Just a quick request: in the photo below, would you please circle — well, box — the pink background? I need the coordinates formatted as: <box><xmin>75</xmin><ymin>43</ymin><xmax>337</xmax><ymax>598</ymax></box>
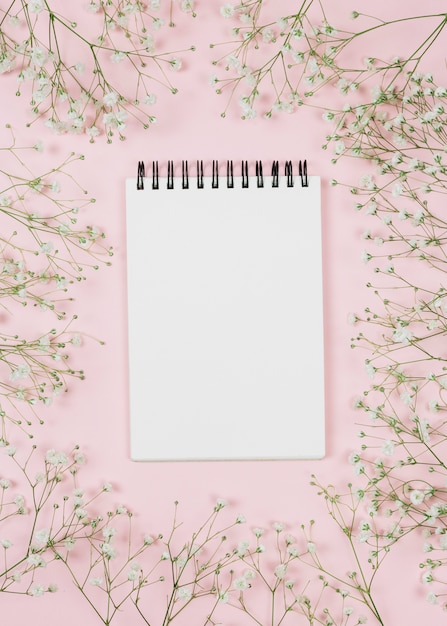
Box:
<box><xmin>1</xmin><ymin>1</ymin><xmax>440</xmax><ymax>623</ymax></box>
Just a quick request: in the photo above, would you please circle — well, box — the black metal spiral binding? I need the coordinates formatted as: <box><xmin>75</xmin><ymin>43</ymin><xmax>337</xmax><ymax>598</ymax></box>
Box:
<box><xmin>285</xmin><ymin>161</ymin><xmax>294</xmax><ymax>187</ymax></box>
<box><xmin>256</xmin><ymin>161</ymin><xmax>264</xmax><ymax>188</ymax></box>
<box><xmin>241</xmin><ymin>161</ymin><xmax>249</xmax><ymax>188</ymax></box>
<box><xmin>212</xmin><ymin>160</ymin><xmax>219</xmax><ymax>189</ymax></box>
<box><xmin>137</xmin><ymin>161</ymin><xmax>145</xmax><ymax>190</ymax></box>
<box><xmin>182</xmin><ymin>160</ymin><xmax>189</xmax><ymax>189</ymax></box>
<box><xmin>271</xmin><ymin>161</ymin><xmax>279</xmax><ymax>188</ymax></box>
<box><xmin>227</xmin><ymin>160</ymin><xmax>234</xmax><ymax>188</ymax></box>
<box><xmin>197</xmin><ymin>160</ymin><xmax>204</xmax><ymax>189</ymax></box>
<box><xmin>152</xmin><ymin>161</ymin><xmax>159</xmax><ymax>189</ymax></box>
<box><xmin>167</xmin><ymin>160</ymin><xmax>174</xmax><ymax>190</ymax></box>
<box><xmin>299</xmin><ymin>160</ymin><xmax>308</xmax><ymax>187</ymax></box>
<box><xmin>136</xmin><ymin>160</ymin><xmax>310</xmax><ymax>189</ymax></box>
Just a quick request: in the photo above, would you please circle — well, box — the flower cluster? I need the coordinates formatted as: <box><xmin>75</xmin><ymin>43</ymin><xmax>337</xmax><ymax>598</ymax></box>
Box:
<box><xmin>0</xmin><ymin>0</ymin><xmax>195</xmax><ymax>140</ymax></box>
<box><xmin>0</xmin><ymin>126</ymin><xmax>110</xmax><ymax>436</ymax></box>
<box><xmin>0</xmin><ymin>443</ymin><xmax>106</xmax><ymax>598</ymax></box>
<box><xmin>55</xmin><ymin>498</ymin><xmax>248</xmax><ymax>625</ymax></box>
<box><xmin>212</xmin><ymin>1</ymin><xmax>349</xmax><ymax>118</ymax></box>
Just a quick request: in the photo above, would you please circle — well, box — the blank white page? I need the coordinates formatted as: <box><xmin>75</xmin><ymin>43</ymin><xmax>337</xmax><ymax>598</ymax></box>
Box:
<box><xmin>125</xmin><ymin>171</ymin><xmax>324</xmax><ymax>461</ymax></box>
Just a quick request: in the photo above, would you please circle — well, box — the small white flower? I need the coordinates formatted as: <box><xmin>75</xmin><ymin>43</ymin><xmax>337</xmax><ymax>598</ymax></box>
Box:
<box><xmin>30</xmin><ymin>584</ymin><xmax>45</xmax><ymax>597</ymax></box>
<box><xmin>34</xmin><ymin>529</ymin><xmax>50</xmax><ymax>545</ymax></box>
<box><xmin>233</xmin><ymin>576</ymin><xmax>249</xmax><ymax>591</ymax></box>
<box><xmin>27</xmin><ymin>553</ymin><xmax>46</xmax><ymax>568</ymax></box>
<box><xmin>46</xmin><ymin>449</ymin><xmax>69</xmax><ymax>466</ymax></box>
<box><xmin>51</xmin><ymin>180</ymin><xmax>60</xmax><ymax>193</ymax></box>
<box><xmin>111</xmin><ymin>51</ymin><xmax>126</xmax><ymax>63</ymax></box>
<box><xmin>28</xmin><ymin>0</ymin><xmax>44</xmax><ymax>13</ymax></box>
<box><xmin>30</xmin><ymin>46</ymin><xmax>47</xmax><ymax>67</ymax></box>
<box><xmin>381</xmin><ymin>440</ymin><xmax>395</xmax><ymax>456</ymax></box>
<box><xmin>86</xmin><ymin>126</ymin><xmax>99</xmax><ymax>138</ymax></box>
<box><xmin>65</xmin><ymin>538</ymin><xmax>76</xmax><ymax>551</ymax></box>
<box><xmin>274</xmin><ymin>563</ymin><xmax>287</xmax><ymax>579</ymax></box>
<box><xmin>1</xmin><ymin>538</ymin><xmax>12</xmax><ymax>549</ymax></box>
<box><xmin>101</xmin><ymin>543</ymin><xmax>116</xmax><ymax>559</ymax></box>
<box><xmin>393</xmin><ymin>324</ymin><xmax>413</xmax><ymax>344</ymax></box>
<box><xmin>103</xmin><ymin>91</ymin><xmax>118</xmax><ymax>107</ymax></box>
<box><xmin>410</xmin><ymin>490</ymin><xmax>424</xmax><ymax>506</ymax></box>
<box><xmin>220</xmin><ymin>3</ymin><xmax>235</xmax><ymax>18</ymax></box>
<box><xmin>75</xmin><ymin>508</ymin><xmax>88</xmax><ymax>519</ymax></box>
<box><xmin>237</xmin><ymin>540</ymin><xmax>249</xmax><ymax>556</ymax></box>
<box><xmin>10</xmin><ymin>364</ymin><xmax>30</xmax><ymax>381</ymax></box>
<box><xmin>127</xmin><ymin>569</ymin><xmax>139</xmax><ymax>581</ymax></box>
<box><xmin>177</xmin><ymin>587</ymin><xmax>192</xmax><ymax>600</ymax></box>
<box><xmin>102</xmin><ymin>526</ymin><xmax>116</xmax><ymax>541</ymax></box>
<box><xmin>217</xmin><ymin>589</ymin><xmax>229</xmax><ymax>603</ymax></box>
<box><xmin>90</xmin><ymin>577</ymin><xmax>103</xmax><ymax>586</ymax></box>
<box><xmin>169</xmin><ymin>58</ymin><xmax>182</xmax><ymax>71</ymax></box>
<box><xmin>427</xmin><ymin>591</ymin><xmax>438</xmax><ymax>605</ymax></box>
<box><xmin>39</xmin><ymin>241</ymin><xmax>54</xmax><ymax>254</ymax></box>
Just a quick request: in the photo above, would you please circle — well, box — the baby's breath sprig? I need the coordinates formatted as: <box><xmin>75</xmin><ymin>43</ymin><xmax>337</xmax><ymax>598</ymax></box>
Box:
<box><xmin>212</xmin><ymin>3</ymin><xmax>447</xmax><ymax>121</ymax></box>
<box><xmin>0</xmin><ymin>0</ymin><xmax>195</xmax><ymax>141</ymax></box>
<box><xmin>54</xmin><ymin>498</ymin><xmax>247</xmax><ymax>626</ymax></box>
<box><xmin>0</xmin><ymin>126</ymin><xmax>109</xmax><ymax>437</ymax></box>
<box><xmin>208</xmin><ymin>519</ymin><xmax>375</xmax><ymax>626</ymax></box>
<box><xmin>0</xmin><ymin>126</ymin><xmax>112</xmax><ymax>318</ymax></box>
<box><xmin>0</xmin><ymin>317</ymin><xmax>90</xmax><ymax>440</ymax></box>
<box><xmin>321</xmin><ymin>25</ymin><xmax>447</xmax><ymax>614</ymax></box>
<box><xmin>0</xmin><ymin>442</ymin><xmax>108</xmax><ymax>598</ymax></box>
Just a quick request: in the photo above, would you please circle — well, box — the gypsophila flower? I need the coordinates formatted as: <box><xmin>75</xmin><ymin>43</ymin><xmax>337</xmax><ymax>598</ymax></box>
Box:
<box><xmin>427</xmin><ymin>591</ymin><xmax>438</xmax><ymax>605</ymax></box>
<box><xmin>169</xmin><ymin>58</ymin><xmax>182</xmax><ymax>71</ymax></box>
<box><xmin>34</xmin><ymin>529</ymin><xmax>50</xmax><ymax>545</ymax></box>
<box><xmin>102</xmin><ymin>526</ymin><xmax>116</xmax><ymax>541</ymax></box>
<box><xmin>217</xmin><ymin>590</ymin><xmax>229</xmax><ymax>603</ymax></box>
<box><xmin>410</xmin><ymin>490</ymin><xmax>425</xmax><ymax>506</ymax></box>
<box><xmin>127</xmin><ymin>569</ymin><xmax>139</xmax><ymax>581</ymax></box>
<box><xmin>233</xmin><ymin>576</ymin><xmax>249</xmax><ymax>591</ymax></box>
<box><xmin>221</xmin><ymin>3</ymin><xmax>235</xmax><ymax>18</ymax></box>
<box><xmin>381</xmin><ymin>440</ymin><xmax>395</xmax><ymax>456</ymax></box>
<box><xmin>274</xmin><ymin>563</ymin><xmax>288</xmax><ymax>579</ymax></box>
<box><xmin>10</xmin><ymin>364</ymin><xmax>30</xmax><ymax>381</ymax></box>
<box><xmin>28</xmin><ymin>0</ymin><xmax>44</xmax><ymax>13</ymax></box>
<box><xmin>393</xmin><ymin>324</ymin><xmax>413</xmax><ymax>344</ymax></box>
<box><xmin>46</xmin><ymin>449</ymin><xmax>69</xmax><ymax>466</ymax></box>
<box><xmin>30</xmin><ymin>584</ymin><xmax>45</xmax><ymax>597</ymax></box>
<box><xmin>27</xmin><ymin>553</ymin><xmax>46</xmax><ymax>567</ymax></box>
<box><xmin>101</xmin><ymin>543</ymin><xmax>116</xmax><ymax>559</ymax></box>
<box><xmin>237</xmin><ymin>540</ymin><xmax>249</xmax><ymax>556</ymax></box>
<box><xmin>177</xmin><ymin>587</ymin><xmax>192</xmax><ymax>600</ymax></box>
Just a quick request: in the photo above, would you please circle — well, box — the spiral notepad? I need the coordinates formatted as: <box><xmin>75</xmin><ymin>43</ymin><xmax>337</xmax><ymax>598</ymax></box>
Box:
<box><xmin>125</xmin><ymin>160</ymin><xmax>325</xmax><ymax>461</ymax></box>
